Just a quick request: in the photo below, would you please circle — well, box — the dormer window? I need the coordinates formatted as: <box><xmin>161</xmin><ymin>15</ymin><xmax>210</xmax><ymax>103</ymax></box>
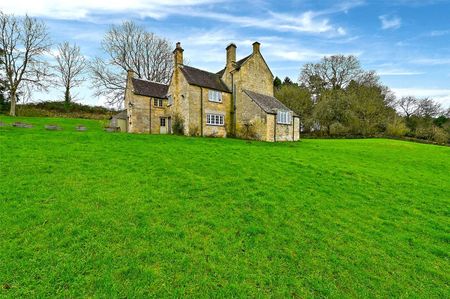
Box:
<box><xmin>208</xmin><ymin>90</ymin><xmax>222</xmax><ymax>103</ymax></box>
<box><xmin>277</xmin><ymin>111</ymin><xmax>292</xmax><ymax>125</ymax></box>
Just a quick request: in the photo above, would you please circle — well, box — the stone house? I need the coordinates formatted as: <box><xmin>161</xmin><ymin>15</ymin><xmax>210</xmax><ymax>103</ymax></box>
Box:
<box><xmin>123</xmin><ymin>41</ymin><xmax>300</xmax><ymax>141</ymax></box>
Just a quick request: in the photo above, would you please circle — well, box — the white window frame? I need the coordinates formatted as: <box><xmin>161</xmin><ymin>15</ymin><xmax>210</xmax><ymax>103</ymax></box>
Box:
<box><xmin>168</xmin><ymin>95</ymin><xmax>173</xmax><ymax>106</ymax></box>
<box><xmin>208</xmin><ymin>90</ymin><xmax>222</xmax><ymax>103</ymax></box>
<box><xmin>277</xmin><ymin>111</ymin><xmax>292</xmax><ymax>125</ymax></box>
<box><xmin>206</xmin><ymin>113</ymin><xmax>224</xmax><ymax>126</ymax></box>
<box><xmin>154</xmin><ymin>98</ymin><xmax>163</xmax><ymax>107</ymax></box>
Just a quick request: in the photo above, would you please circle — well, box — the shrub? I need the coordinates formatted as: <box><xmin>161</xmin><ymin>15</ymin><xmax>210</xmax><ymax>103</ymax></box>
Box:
<box><xmin>431</xmin><ymin>126</ymin><xmax>449</xmax><ymax>144</ymax></box>
<box><xmin>330</xmin><ymin>122</ymin><xmax>349</xmax><ymax>136</ymax></box>
<box><xmin>415</xmin><ymin>126</ymin><xmax>433</xmax><ymax>140</ymax></box>
<box><xmin>189</xmin><ymin>124</ymin><xmax>200</xmax><ymax>136</ymax></box>
<box><xmin>172</xmin><ymin>113</ymin><xmax>184</xmax><ymax>135</ymax></box>
<box><xmin>386</xmin><ymin>117</ymin><xmax>408</xmax><ymax>137</ymax></box>
<box><xmin>237</xmin><ymin>119</ymin><xmax>263</xmax><ymax>140</ymax></box>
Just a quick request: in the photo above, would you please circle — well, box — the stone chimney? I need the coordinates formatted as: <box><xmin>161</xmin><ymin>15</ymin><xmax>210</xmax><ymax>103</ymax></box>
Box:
<box><xmin>252</xmin><ymin>41</ymin><xmax>260</xmax><ymax>54</ymax></box>
<box><xmin>226</xmin><ymin>43</ymin><xmax>236</xmax><ymax>67</ymax></box>
<box><xmin>173</xmin><ymin>42</ymin><xmax>184</xmax><ymax>67</ymax></box>
<box><xmin>127</xmin><ymin>69</ymin><xmax>135</xmax><ymax>80</ymax></box>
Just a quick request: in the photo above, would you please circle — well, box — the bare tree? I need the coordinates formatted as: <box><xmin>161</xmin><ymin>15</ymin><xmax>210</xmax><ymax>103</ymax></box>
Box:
<box><xmin>416</xmin><ymin>98</ymin><xmax>442</xmax><ymax>118</ymax></box>
<box><xmin>396</xmin><ymin>96</ymin><xmax>418</xmax><ymax>118</ymax></box>
<box><xmin>54</xmin><ymin>41</ymin><xmax>86</xmax><ymax>105</ymax></box>
<box><xmin>299</xmin><ymin>55</ymin><xmax>379</xmax><ymax>93</ymax></box>
<box><xmin>0</xmin><ymin>13</ymin><xmax>52</xmax><ymax>116</ymax></box>
<box><xmin>90</xmin><ymin>21</ymin><xmax>173</xmax><ymax>107</ymax></box>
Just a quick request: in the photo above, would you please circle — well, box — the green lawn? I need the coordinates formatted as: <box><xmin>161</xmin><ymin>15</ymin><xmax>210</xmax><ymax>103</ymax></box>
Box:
<box><xmin>1</xmin><ymin>116</ymin><xmax>449</xmax><ymax>298</ymax></box>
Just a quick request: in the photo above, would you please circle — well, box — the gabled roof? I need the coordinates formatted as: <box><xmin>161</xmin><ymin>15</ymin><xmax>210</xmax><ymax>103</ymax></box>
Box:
<box><xmin>235</xmin><ymin>54</ymin><xmax>251</xmax><ymax>67</ymax></box>
<box><xmin>216</xmin><ymin>54</ymin><xmax>251</xmax><ymax>77</ymax></box>
<box><xmin>243</xmin><ymin>89</ymin><xmax>292</xmax><ymax>115</ymax></box>
<box><xmin>132</xmin><ymin>78</ymin><xmax>169</xmax><ymax>99</ymax></box>
<box><xmin>180</xmin><ymin>65</ymin><xmax>231</xmax><ymax>93</ymax></box>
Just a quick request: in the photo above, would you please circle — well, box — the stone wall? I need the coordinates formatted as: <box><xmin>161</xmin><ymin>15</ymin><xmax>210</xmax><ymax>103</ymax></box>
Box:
<box><xmin>149</xmin><ymin>97</ymin><xmax>170</xmax><ymax>134</ymax></box>
<box><xmin>181</xmin><ymin>85</ymin><xmax>232</xmax><ymax>137</ymax></box>
<box><xmin>167</xmin><ymin>65</ymin><xmax>190</xmax><ymax>135</ymax></box>
<box><xmin>238</xmin><ymin>52</ymin><xmax>274</xmax><ymax>97</ymax></box>
<box><xmin>126</xmin><ymin>93</ymin><xmax>150</xmax><ymax>133</ymax></box>
<box><xmin>294</xmin><ymin>117</ymin><xmax>300</xmax><ymax>141</ymax></box>
<box><xmin>235</xmin><ymin>91</ymin><xmax>268</xmax><ymax>140</ymax></box>
<box><xmin>273</xmin><ymin>116</ymin><xmax>301</xmax><ymax>142</ymax></box>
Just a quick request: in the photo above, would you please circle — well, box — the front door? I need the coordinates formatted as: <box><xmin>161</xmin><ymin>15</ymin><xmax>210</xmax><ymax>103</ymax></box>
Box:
<box><xmin>160</xmin><ymin>117</ymin><xmax>167</xmax><ymax>134</ymax></box>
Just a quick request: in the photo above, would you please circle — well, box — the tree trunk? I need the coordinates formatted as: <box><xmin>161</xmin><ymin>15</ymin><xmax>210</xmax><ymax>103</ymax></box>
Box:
<box><xmin>64</xmin><ymin>87</ymin><xmax>71</xmax><ymax>111</ymax></box>
<box><xmin>9</xmin><ymin>90</ymin><xmax>16</xmax><ymax>116</ymax></box>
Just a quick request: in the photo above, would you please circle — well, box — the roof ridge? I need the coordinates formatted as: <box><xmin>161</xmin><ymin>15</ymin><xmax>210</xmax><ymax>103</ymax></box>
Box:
<box><xmin>132</xmin><ymin>77</ymin><xmax>168</xmax><ymax>86</ymax></box>
<box><xmin>182</xmin><ymin>65</ymin><xmax>220</xmax><ymax>76</ymax></box>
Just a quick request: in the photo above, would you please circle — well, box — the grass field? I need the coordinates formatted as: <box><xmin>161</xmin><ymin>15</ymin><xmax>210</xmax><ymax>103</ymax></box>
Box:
<box><xmin>1</xmin><ymin>116</ymin><xmax>449</xmax><ymax>298</ymax></box>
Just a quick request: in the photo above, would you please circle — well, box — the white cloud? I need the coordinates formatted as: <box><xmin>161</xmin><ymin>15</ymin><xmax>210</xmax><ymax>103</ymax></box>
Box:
<box><xmin>392</xmin><ymin>88</ymin><xmax>450</xmax><ymax>107</ymax></box>
<box><xmin>1</xmin><ymin>0</ymin><xmax>224</xmax><ymax>20</ymax></box>
<box><xmin>378</xmin><ymin>69</ymin><xmax>423</xmax><ymax>76</ymax></box>
<box><xmin>2</xmin><ymin>0</ymin><xmax>350</xmax><ymax>37</ymax></box>
<box><xmin>379</xmin><ymin>15</ymin><xmax>402</xmax><ymax>30</ymax></box>
<box><xmin>429</xmin><ymin>29</ymin><xmax>450</xmax><ymax>37</ymax></box>
<box><xmin>413</xmin><ymin>58</ymin><xmax>450</xmax><ymax>65</ymax></box>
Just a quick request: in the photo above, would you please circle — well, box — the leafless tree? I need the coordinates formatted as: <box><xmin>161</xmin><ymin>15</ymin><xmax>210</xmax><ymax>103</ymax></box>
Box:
<box><xmin>396</xmin><ymin>96</ymin><xmax>420</xmax><ymax>118</ymax></box>
<box><xmin>54</xmin><ymin>41</ymin><xmax>86</xmax><ymax>105</ymax></box>
<box><xmin>416</xmin><ymin>98</ymin><xmax>442</xmax><ymax>118</ymax></box>
<box><xmin>396</xmin><ymin>96</ymin><xmax>418</xmax><ymax>118</ymax></box>
<box><xmin>299</xmin><ymin>55</ymin><xmax>379</xmax><ymax>93</ymax></box>
<box><xmin>90</xmin><ymin>21</ymin><xmax>173</xmax><ymax>107</ymax></box>
<box><xmin>0</xmin><ymin>12</ymin><xmax>52</xmax><ymax>116</ymax></box>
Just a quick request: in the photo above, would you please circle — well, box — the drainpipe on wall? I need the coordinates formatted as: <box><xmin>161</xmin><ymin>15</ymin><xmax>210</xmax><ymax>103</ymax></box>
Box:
<box><xmin>231</xmin><ymin>72</ymin><xmax>236</xmax><ymax>136</ymax></box>
<box><xmin>149</xmin><ymin>97</ymin><xmax>152</xmax><ymax>134</ymax></box>
<box><xmin>200</xmin><ymin>87</ymin><xmax>204</xmax><ymax>136</ymax></box>
<box><xmin>292</xmin><ymin>115</ymin><xmax>295</xmax><ymax>141</ymax></box>
<box><xmin>273</xmin><ymin>114</ymin><xmax>277</xmax><ymax>142</ymax></box>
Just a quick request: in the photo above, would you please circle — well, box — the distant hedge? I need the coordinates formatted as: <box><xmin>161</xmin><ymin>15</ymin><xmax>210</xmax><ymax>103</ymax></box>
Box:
<box><xmin>1</xmin><ymin>101</ymin><xmax>117</xmax><ymax>120</ymax></box>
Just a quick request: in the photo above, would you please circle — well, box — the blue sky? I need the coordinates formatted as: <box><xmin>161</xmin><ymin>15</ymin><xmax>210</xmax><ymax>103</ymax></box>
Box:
<box><xmin>3</xmin><ymin>0</ymin><xmax>450</xmax><ymax>107</ymax></box>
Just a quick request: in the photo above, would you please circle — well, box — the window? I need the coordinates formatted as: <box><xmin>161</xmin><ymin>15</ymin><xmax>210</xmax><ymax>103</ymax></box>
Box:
<box><xmin>154</xmin><ymin>98</ymin><xmax>163</xmax><ymax>107</ymax></box>
<box><xmin>168</xmin><ymin>95</ymin><xmax>173</xmax><ymax>106</ymax></box>
<box><xmin>208</xmin><ymin>90</ymin><xmax>222</xmax><ymax>103</ymax></box>
<box><xmin>160</xmin><ymin>118</ymin><xmax>166</xmax><ymax>127</ymax></box>
<box><xmin>277</xmin><ymin>111</ymin><xmax>292</xmax><ymax>124</ymax></box>
<box><xmin>206</xmin><ymin>114</ymin><xmax>224</xmax><ymax>126</ymax></box>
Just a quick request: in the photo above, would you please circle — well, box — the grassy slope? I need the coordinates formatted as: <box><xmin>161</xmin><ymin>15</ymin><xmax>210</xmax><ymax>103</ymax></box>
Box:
<box><xmin>0</xmin><ymin>116</ymin><xmax>449</xmax><ymax>298</ymax></box>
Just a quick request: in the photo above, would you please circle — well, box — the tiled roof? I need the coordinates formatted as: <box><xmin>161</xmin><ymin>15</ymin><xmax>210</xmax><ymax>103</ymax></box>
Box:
<box><xmin>180</xmin><ymin>65</ymin><xmax>231</xmax><ymax>93</ymax></box>
<box><xmin>131</xmin><ymin>78</ymin><xmax>169</xmax><ymax>99</ymax></box>
<box><xmin>112</xmin><ymin>110</ymin><xmax>127</xmax><ymax>120</ymax></box>
<box><xmin>243</xmin><ymin>89</ymin><xmax>292</xmax><ymax>114</ymax></box>
<box><xmin>216</xmin><ymin>68</ymin><xmax>225</xmax><ymax>77</ymax></box>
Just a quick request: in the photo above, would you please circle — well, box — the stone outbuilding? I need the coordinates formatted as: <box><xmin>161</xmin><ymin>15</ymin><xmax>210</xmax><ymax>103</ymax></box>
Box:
<box><xmin>109</xmin><ymin>111</ymin><xmax>128</xmax><ymax>132</ymax></box>
<box><xmin>123</xmin><ymin>41</ymin><xmax>300</xmax><ymax>141</ymax></box>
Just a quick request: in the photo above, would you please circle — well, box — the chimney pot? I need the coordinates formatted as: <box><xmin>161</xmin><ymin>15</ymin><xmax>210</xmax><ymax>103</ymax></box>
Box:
<box><xmin>252</xmin><ymin>41</ymin><xmax>260</xmax><ymax>54</ymax></box>
<box><xmin>173</xmin><ymin>41</ymin><xmax>184</xmax><ymax>66</ymax></box>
